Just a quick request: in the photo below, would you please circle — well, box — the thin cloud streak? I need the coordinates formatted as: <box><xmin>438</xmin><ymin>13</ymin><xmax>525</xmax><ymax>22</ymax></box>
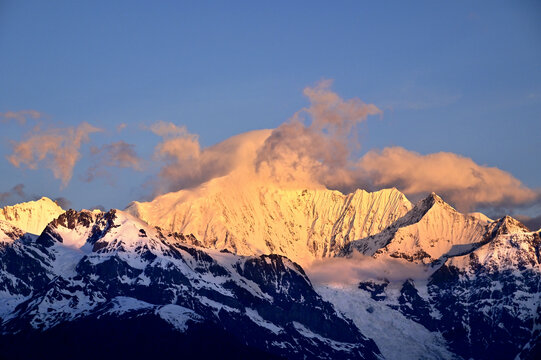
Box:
<box><xmin>84</xmin><ymin>141</ymin><xmax>143</xmax><ymax>183</ymax></box>
<box><xmin>306</xmin><ymin>252</ymin><xmax>432</xmax><ymax>285</ymax></box>
<box><xmin>0</xmin><ymin>184</ymin><xmax>26</xmax><ymax>204</ymax></box>
<box><xmin>0</xmin><ymin>110</ymin><xmax>43</xmax><ymax>124</ymax></box>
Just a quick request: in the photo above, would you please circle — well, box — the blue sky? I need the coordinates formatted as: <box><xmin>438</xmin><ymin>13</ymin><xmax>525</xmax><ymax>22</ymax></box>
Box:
<box><xmin>0</xmin><ymin>1</ymin><xmax>540</xmax><ymax>217</ymax></box>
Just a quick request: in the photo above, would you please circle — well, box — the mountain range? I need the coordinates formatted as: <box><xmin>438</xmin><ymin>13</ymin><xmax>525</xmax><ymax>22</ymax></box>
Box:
<box><xmin>0</xmin><ymin>186</ymin><xmax>539</xmax><ymax>359</ymax></box>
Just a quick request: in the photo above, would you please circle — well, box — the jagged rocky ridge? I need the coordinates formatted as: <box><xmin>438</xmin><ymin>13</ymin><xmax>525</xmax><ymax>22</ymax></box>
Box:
<box><xmin>0</xmin><ymin>210</ymin><xmax>380</xmax><ymax>360</ymax></box>
<box><xmin>348</xmin><ymin>206</ymin><xmax>540</xmax><ymax>360</ymax></box>
<box><xmin>1</xmin><ymin>188</ymin><xmax>540</xmax><ymax>360</ymax></box>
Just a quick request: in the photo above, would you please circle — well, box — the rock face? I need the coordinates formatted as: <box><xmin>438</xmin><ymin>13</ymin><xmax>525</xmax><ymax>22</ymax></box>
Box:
<box><xmin>0</xmin><ymin>197</ymin><xmax>64</xmax><ymax>235</ymax></box>
<box><xmin>0</xmin><ymin>209</ymin><xmax>381</xmax><ymax>360</ymax></box>
<box><xmin>127</xmin><ymin>185</ymin><xmax>412</xmax><ymax>266</ymax></box>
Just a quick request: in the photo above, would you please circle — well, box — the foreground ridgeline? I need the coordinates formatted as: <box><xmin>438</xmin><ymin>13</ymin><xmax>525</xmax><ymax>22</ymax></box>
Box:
<box><xmin>0</xmin><ymin>188</ymin><xmax>539</xmax><ymax>360</ymax></box>
<box><xmin>0</xmin><ymin>209</ymin><xmax>380</xmax><ymax>359</ymax></box>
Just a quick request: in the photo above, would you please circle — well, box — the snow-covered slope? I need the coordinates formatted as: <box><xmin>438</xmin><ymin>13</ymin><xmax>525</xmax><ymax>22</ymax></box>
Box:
<box><xmin>127</xmin><ymin>184</ymin><xmax>412</xmax><ymax>266</ymax></box>
<box><xmin>427</xmin><ymin>216</ymin><xmax>541</xmax><ymax>359</ymax></box>
<box><xmin>316</xmin><ymin>284</ymin><xmax>459</xmax><ymax>360</ymax></box>
<box><xmin>0</xmin><ymin>220</ymin><xmax>44</xmax><ymax>317</ymax></box>
<box><xmin>1</xmin><ymin>193</ymin><xmax>539</xmax><ymax>359</ymax></box>
<box><xmin>0</xmin><ymin>197</ymin><xmax>64</xmax><ymax>235</ymax></box>
<box><xmin>345</xmin><ymin>194</ymin><xmax>489</xmax><ymax>264</ymax></box>
<box><xmin>342</xmin><ymin>214</ymin><xmax>540</xmax><ymax>360</ymax></box>
<box><xmin>0</xmin><ymin>209</ymin><xmax>381</xmax><ymax>360</ymax></box>
<box><xmin>444</xmin><ymin>215</ymin><xmax>538</xmax><ymax>270</ymax></box>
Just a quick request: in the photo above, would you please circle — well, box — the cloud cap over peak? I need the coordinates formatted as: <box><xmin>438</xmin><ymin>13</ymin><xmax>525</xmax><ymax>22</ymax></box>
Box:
<box><xmin>256</xmin><ymin>80</ymin><xmax>382</xmax><ymax>188</ymax></box>
<box><xmin>144</xmin><ymin>81</ymin><xmax>539</xmax><ymax>216</ymax></box>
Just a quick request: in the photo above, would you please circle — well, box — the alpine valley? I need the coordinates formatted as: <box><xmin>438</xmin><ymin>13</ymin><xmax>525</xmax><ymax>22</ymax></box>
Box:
<box><xmin>0</xmin><ymin>185</ymin><xmax>539</xmax><ymax>359</ymax></box>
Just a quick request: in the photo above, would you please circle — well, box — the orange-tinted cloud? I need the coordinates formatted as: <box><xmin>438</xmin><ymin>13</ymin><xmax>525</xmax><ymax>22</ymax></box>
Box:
<box><xmin>151</xmin><ymin>121</ymin><xmax>201</xmax><ymax>192</ymax></box>
<box><xmin>7</xmin><ymin>122</ymin><xmax>102</xmax><ymax>188</ymax></box>
<box><xmin>149</xmin><ymin>81</ymin><xmax>382</xmax><ymax>194</ymax></box>
<box><xmin>356</xmin><ymin>147</ymin><xmax>539</xmax><ymax>211</ymax></box>
<box><xmin>146</xmin><ymin>81</ymin><xmax>538</xmax><ymax>214</ymax></box>
<box><xmin>84</xmin><ymin>141</ymin><xmax>143</xmax><ymax>182</ymax></box>
<box><xmin>256</xmin><ymin>80</ymin><xmax>381</xmax><ymax>188</ymax></box>
<box><xmin>117</xmin><ymin>123</ymin><xmax>127</xmax><ymax>132</ymax></box>
<box><xmin>149</xmin><ymin>121</ymin><xmax>192</xmax><ymax>138</ymax></box>
<box><xmin>0</xmin><ymin>110</ymin><xmax>42</xmax><ymax>124</ymax></box>
<box><xmin>150</xmin><ymin>120</ymin><xmax>271</xmax><ymax>194</ymax></box>
<box><xmin>299</xmin><ymin>79</ymin><xmax>381</xmax><ymax>131</ymax></box>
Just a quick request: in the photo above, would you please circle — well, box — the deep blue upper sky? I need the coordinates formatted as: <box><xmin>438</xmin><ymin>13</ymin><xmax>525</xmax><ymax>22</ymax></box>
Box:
<box><xmin>0</xmin><ymin>1</ymin><xmax>540</xmax><ymax>213</ymax></box>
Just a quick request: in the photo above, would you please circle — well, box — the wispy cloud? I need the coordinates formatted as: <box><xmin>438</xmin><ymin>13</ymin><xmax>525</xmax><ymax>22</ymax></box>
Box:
<box><xmin>514</xmin><ymin>214</ymin><xmax>541</xmax><ymax>231</ymax></box>
<box><xmin>0</xmin><ymin>184</ymin><xmax>26</xmax><ymax>204</ymax></box>
<box><xmin>256</xmin><ymin>79</ymin><xmax>381</xmax><ymax>188</ymax></box>
<box><xmin>84</xmin><ymin>141</ymin><xmax>143</xmax><ymax>182</ymax></box>
<box><xmin>306</xmin><ymin>252</ymin><xmax>432</xmax><ymax>285</ymax></box>
<box><xmin>149</xmin><ymin>121</ymin><xmax>192</xmax><ymax>138</ymax></box>
<box><xmin>149</xmin><ymin>80</ymin><xmax>383</xmax><ymax>194</ymax></box>
<box><xmin>149</xmin><ymin>120</ymin><xmax>271</xmax><ymax>194</ymax></box>
<box><xmin>0</xmin><ymin>110</ymin><xmax>43</xmax><ymax>124</ymax></box>
<box><xmin>53</xmin><ymin>196</ymin><xmax>71</xmax><ymax>209</ymax></box>
<box><xmin>7</xmin><ymin>122</ymin><xmax>103</xmax><ymax>188</ymax></box>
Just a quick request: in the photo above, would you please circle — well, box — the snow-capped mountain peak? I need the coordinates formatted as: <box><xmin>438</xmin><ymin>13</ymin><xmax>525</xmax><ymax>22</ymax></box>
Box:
<box><xmin>0</xmin><ymin>197</ymin><xmax>64</xmax><ymax>235</ymax></box>
<box><xmin>490</xmin><ymin>215</ymin><xmax>531</xmax><ymax>236</ymax></box>
<box><xmin>345</xmin><ymin>193</ymin><xmax>489</xmax><ymax>264</ymax></box>
<box><xmin>0</xmin><ymin>189</ymin><xmax>539</xmax><ymax>359</ymax></box>
<box><xmin>126</xmin><ymin>185</ymin><xmax>413</xmax><ymax>266</ymax></box>
<box><xmin>0</xmin><ymin>207</ymin><xmax>382</xmax><ymax>359</ymax></box>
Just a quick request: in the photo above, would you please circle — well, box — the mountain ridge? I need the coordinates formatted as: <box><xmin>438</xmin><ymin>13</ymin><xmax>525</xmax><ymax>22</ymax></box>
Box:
<box><xmin>0</xmin><ymin>197</ymin><xmax>64</xmax><ymax>235</ymax></box>
<box><xmin>126</xmin><ymin>185</ymin><xmax>413</xmax><ymax>266</ymax></box>
<box><xmin>1</xmin><ymin>189</ymin><xmax>539</xmax><ymax>359</ymax></box>
<box><xmin>0</xmin><ymin>207</ymin><xmax>381</xmax><ymax>359</ymax></box>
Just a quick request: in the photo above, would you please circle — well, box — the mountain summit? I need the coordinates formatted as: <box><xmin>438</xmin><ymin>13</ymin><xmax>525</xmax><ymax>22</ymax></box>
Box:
<box><xmin>344</xmin><ymin>192</ymin><xmax>490</xmax><ymax>263</ymax></box>
<box><xmin>0</xmin><ymin>197</ymin><xmax>64</xmax><ymax>235</ymax></box>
